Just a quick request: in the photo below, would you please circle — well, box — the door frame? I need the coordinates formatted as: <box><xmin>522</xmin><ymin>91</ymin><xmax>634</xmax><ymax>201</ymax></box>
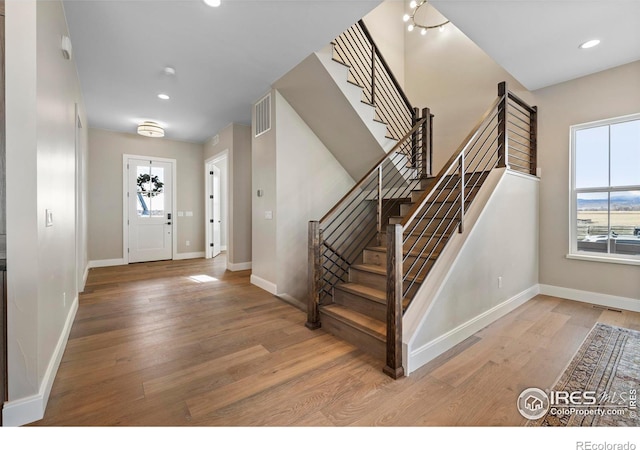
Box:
<box><xmin>122</xmin><ymin>154</ymin><xmax>177</xmax><ymax>264</ymax></box>
<box><xmin>205</xmin><ymin>151</ymin><xmax>229</xmax><ymax>260</ymax></box>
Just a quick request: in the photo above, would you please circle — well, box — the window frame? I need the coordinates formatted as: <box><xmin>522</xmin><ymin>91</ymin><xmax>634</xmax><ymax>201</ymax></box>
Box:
<box><xmin>568</xmin><ymin>112</ymin><xmax>640</xmax><ymax>266</ymax></box>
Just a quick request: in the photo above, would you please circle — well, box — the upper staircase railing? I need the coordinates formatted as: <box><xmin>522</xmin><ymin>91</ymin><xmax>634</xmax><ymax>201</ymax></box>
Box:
<box><xmin>333</xmin><ymin>20</ymin><xmax>418</xmax><ymax>143</ymax></box>
<box><xmin>384</xmin><ymin>82</ymin><xmax>537</xmax><ymax>377</ymax></box>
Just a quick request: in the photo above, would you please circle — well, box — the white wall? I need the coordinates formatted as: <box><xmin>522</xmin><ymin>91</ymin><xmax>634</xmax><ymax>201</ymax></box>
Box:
<box><xmin>406</xmin><ymin>170</ymin><xmax>539</xmax><ymax>373</ymax></box>
<box><xmin>4</xmin><ymin>0</ymin><xmax>88</xmax><ymax>425</ymax></box>
<box><xmin>250</xmin><ymin>90</ymin><xmax>355</xmax><ymax>302</ymax></box>
<box><xmin>88</xmin><ymin>128</ymin><xmax>205</xmax><ymax>263</ymax></box>
<box><xmin>274</xmin><ymin>91</ymin><xmax>355</xmax><ymax>303</ymax></box>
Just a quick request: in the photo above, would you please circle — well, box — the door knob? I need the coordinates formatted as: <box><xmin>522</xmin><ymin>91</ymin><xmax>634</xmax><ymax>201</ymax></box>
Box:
<box><xmin>166</xmin><ymin>222</ymin><xmax>172</xmax><ymax>225</ymax></box>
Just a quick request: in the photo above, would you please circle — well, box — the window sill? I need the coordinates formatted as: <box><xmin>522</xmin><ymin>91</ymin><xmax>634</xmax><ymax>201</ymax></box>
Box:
<box><xmin>566</xmin><ymin>253</ymin><xmax>640</xmax><ymax>267</ymax></box>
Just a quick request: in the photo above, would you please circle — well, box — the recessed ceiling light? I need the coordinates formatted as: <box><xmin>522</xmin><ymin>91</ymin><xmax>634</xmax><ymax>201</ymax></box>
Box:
<box><xmin>158</xmin><ymin>93</ymin><xmax>170</xmax><ymax>100</ymax></box>
<box><xmin>579</xmin><ymin>39</ymin><xmax>601</xmax><ymax>49</ymax></box>
<box><xmin>203</xmin><ymin>0</ymin><xmax>221</xmax><ymax>7</ymax></box>
<box><xmin>164</xmin><ymin>66</ymin><xmax>176</xmax><ymax>76</ymax></box>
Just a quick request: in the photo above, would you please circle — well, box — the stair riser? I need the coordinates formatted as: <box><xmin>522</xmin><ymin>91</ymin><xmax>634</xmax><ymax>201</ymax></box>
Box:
<box><xmin>333</xmin><ymin>288</ymin><xmax>386</xmax><ymax>322</ymax></box>
<box><xmin>319</xmin><ymin>311</ymin><xmax>386</xmax><ymax>360</ymax></box>
<box><xmin>363</xmin><ymin>248</ymin><xmax>436</xmax><ymax>270</ymax></box>
<box><xmin>349</xmin><ymin>266</ymin><xmax>428</xmax><ymax>296</ymax></box>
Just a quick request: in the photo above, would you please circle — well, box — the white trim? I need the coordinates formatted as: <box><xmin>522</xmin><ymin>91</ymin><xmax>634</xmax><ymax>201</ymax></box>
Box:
<box><xmin>566</xmin><ymin>253</ymin><xmax>640</xmax><ymax>266</ymax></box>
<box><xmin>82</xmin><ymin>264</ymin><xmax>89</xmax><ymax>290</ymax></box>
<box><xmin>3</xmin><ymin>296</ymin><xmax>79</xmax><ymax>427</ymax></box>
<box><xmin>250</xmin><ymin>274</ymin><xmax>277</xmax><ymax>294</ymax></box>
<box><xmin>221</xmin><ymin>246</ymin><xmax>227</xmax><ymax>252</ymax></box>
<box><xmin>406</xmin><ymin>285</ymin><xmax>539</xmax><ymax>374</ymax></box>
<box><xmin>229</xmin><ymin>261</ymin><xmax>252</xmax><ymax>272</ymax></box>
<box><xmin>122</xmin><ymin>154</ymin><xmax>177</xmax><ymax>264</ymax></box>
<box><xmin>88</xmin><ymin>258</ymin><xmax>125</xmax><ymax>268</ymax></box>
<box><xmin>276</xmin><ymin>294</ymin><xmax>306</xmax><ymax>311</ymax></box>
<box><xmin>174</xmin><ymin>252</ymin><xmax>205</xmax><ymax>260</ymax></box>
<box><xmin>539</xmin><ymin>284</ymin><xmax>640</xmax><ymax>312</ymax></box>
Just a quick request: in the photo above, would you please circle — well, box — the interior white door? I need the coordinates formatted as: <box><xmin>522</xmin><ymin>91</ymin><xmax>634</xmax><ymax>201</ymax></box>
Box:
<box><xmin>211</xmin><ymin>165</ymin><xmax>221</xmax><ymax>258</ymax></box>
<box><xmin>128</xmin><ymin>158</ymin><xmax>173</xmax><ymax>263</ymax></box>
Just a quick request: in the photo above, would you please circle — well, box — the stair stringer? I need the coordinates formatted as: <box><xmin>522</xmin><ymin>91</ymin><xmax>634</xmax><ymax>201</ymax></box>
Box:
<box><xmin>401</xmin><ymin>168</ymin><xmax>540</xmax><ymax>374</ymax></box>
<box><xmin>273</xmin><ymin>50</ymin><xmax>398</xmax><ymax>181</ymax></box>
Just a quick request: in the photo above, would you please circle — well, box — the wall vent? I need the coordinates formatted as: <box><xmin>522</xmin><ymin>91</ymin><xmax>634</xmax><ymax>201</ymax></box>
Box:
<box><xmin>255</xmin><ymin>93</ymin><xmax>271</xmax><ymax>137</ymax></box>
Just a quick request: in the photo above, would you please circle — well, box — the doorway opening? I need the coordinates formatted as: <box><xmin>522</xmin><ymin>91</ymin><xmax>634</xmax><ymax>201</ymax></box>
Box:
<box><xmin>205</xmin><ymin>152</ymin><xmax>228</xmax><ymax>262</ymax></box>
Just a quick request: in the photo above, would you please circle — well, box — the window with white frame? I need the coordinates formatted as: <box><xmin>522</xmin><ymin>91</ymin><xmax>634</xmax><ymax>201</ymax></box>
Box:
<box><xmin>570</xmin><ymin>113</ymin><xmax>640</xmax><ymax>263</ymax></box>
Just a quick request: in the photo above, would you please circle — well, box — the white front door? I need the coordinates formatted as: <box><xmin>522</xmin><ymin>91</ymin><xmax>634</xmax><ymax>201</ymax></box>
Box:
<box><xmin>127</xmin><ymin>158</ymin><xmax>173</xmax><ymax>263</ymax></box>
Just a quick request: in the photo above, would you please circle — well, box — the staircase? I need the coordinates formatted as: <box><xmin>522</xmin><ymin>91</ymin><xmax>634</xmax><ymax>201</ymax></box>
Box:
<box><xmin>305</xmin><ymin>21</ymin><xmax>538</xmax><ymax>379</ymax></box>
<box><xmin>317</xmin><ymin>173</ymin><xmax>487</xmax><ymax>361</ymax></box>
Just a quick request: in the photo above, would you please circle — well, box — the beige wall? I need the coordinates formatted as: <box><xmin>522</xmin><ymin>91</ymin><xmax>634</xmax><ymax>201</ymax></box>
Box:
<box><xmin>535</xmin><ymin>61</ymin><xmax>640</xmax><ymax>300</ymax></box>
<box><xmin>5</xmin><ymin>0</ymin><xmax>89</xmax><ymax>424</ymax></box>
<box><xmin>363</xmin><ymin>0</ymin><xmax>405</xmax><ymax>88</ymax></box>
<box><xmin>88</xmin><ymin>128</ymin><xmax>204</xmax><ymax>262</ymax></box>
<box><xmin>404</xmin><ymin>19</ymin><xmax>533</xmax><ymax>173</ymax></box>
<box><xmin>204</xmin><ymin>123</ymin><xmax>252</xmax><ymax>267</ymax></box>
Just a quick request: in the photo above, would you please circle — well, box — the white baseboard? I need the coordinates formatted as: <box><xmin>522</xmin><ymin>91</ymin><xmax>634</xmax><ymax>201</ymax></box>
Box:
<box><xmin>539</xmin><ymin>284</ymin><xmax>640</xmax><ymax>312</ymax></box>
<box><xmin>174</xmin><ymin>252</ymin><xmax>205</xmax><ymax>260</ymax></box>
<box><xmin>228</xmin><ymin>261</ymin><xmax>252</xmax><ymax>271</ymax></box>
<box><xmin>220</xmin><ymin>245</ymin><xmax>227</xmax><ymax>252</ymax></box>
<box><xmin>250</xmin><ymin>274</ymin><xmax>277</xmax><ymax>295</ymax></box>
<box><xmin>88</xmin><ymin>258</ymin><xmax>125</xmax><ymax>268</ymax></box>
<box><xmin>3</xmin><ymin>295</ymin><xmax>79</xmax><ymax>427</ymax></box>
<box><xmin>82</xmin><ymin>264</ymin><xmax>89</xmax><ymax>290</ymax></box>
<box><xmin>407</xmin><ymin>284</ymin><xmax>540</xmax><ymax>374</ymax></box>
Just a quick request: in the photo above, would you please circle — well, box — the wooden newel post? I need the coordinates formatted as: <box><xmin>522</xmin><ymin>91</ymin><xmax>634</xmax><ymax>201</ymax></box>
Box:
<box><xmin>422</xmin><ymin>107</ymin><xmax>431</xmax><ymax>178</ymax></box>
<box><xmin>497</xmin><ymin>81</ymin><xmax>508</xmax><ymax>169</ymax></box>
<box><xmin>306</xmin><ymin>221</ymin><xmax>322</xmax><ymax>330</ymax></box>
<box><xmin>383</xmin><ymin>223</ymin><xmax>404</xmax><ymax>379</ymax></box>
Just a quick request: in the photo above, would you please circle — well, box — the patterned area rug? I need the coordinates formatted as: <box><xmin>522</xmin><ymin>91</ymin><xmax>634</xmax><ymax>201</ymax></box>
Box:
<box><xmin>528</xmin><ymin>323</ymin><xmax>640</xmax><ymax>426</ymax></box>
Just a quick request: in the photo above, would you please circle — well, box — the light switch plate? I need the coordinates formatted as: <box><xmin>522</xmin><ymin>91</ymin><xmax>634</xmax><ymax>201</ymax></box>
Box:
<box><xmin>186</xmin><ymin>211</ymin><xmax>193</xmax><ymax>217</ymax></box>
<box><xmin>264</xmin><ymin>211</ymin><xmax>273</xmax><ymax>220</ymax></box>
<box><xmin>45</xmin><ymin>209</ymin><xmax>53</xmax><ymax>227</ymax></box>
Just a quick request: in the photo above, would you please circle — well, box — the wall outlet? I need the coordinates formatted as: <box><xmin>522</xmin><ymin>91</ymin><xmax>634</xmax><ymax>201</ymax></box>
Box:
<box><xmin>186</xmin><ymin>240</ymin><xmax>190</xmax><ymax>247</ymax></box>
<box><xmin>185</xmin><ymin>211</ymin><xmax>193</xmax><ymax>217</ymax></box>
<box><xmin>264</xmin><ymin>211</ymin><xmax>273</xmax><ymax>220</ymax></box>
<box><xmin>498</xmin><ymin>276</ymin><xmax>503</xmax><ymax>288</ymax></box>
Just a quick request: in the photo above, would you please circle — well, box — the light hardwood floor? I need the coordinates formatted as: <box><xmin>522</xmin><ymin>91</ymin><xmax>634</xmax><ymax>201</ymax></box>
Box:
<box><xmin>31</xmin><ymin>256</ymin><xmax>640</xmax><ymax>426</ymax></box>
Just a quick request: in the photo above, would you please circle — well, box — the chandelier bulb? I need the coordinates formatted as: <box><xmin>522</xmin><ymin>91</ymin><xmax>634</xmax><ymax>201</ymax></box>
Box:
<box><xmin>403</xmin><ymin>14</ymin><xmax>410</xmax><ymax>22</ymax></box>
<box><xmin>421</xmin><ymin>28</ymin><xmax>427</xmax><ymax>36</ymax></box>
<box><xmin>408</xmin><ymin>24</ymin><xmax>414</xmax><ymax>32</ymax></box>
<box><xmin>439</xmin><ymin>25</ymin><xmax>445</xmax><ymax>32</ymax></box>
<box><xmin>409</xmin><ymin>0</ymin><xmax>418</xmax><ymax>9</ymax></box>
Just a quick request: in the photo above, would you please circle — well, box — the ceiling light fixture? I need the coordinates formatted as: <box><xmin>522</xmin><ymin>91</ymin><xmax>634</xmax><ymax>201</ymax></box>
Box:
<box><xmin>404</xmin><ymin>0</ymin><xmax>449</xmax><ymax>35</ymax></box>
<box><xmin>137</xmin><ymin>121</ymin><xmax>165</xmax><ymax>138</ymax></box>
<box><xmin>579</xmin><ymin>39</ymin><xmax>601</xmax><ymax>49</ymax></box>
<box><xmin>164</xmin><ymin>66</ymin><xmax>176</xmax><ymax>76</ymax></box>
<box><xmin>157</xmin><ymin>93</ymin><xmax>170</xmax><ymax>100</ymax></box>
<box><xmin>203</xmin><ymin>0</ymin><xmax>221</xmax><ymax>7</ymax></box>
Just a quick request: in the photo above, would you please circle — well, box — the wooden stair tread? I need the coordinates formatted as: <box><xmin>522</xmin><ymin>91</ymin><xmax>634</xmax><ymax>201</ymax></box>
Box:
<box><xmin>321</xmin><ymin>304</ymin><xmax>386</xmax><ymax>339</ymax></box>
<box><xmin>335</xmin><ymin>283</ymin><xmax>386</xmax><ymax>305</ymax></box>
<box><xmin>350</xmin><ymin>263</ymin><xmax>386</xmax><ymax>276</ymax></box>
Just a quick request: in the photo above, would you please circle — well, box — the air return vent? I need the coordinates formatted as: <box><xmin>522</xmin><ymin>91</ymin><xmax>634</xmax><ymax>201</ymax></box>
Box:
<box><xmin>255</xmin><ymin>93</ymin><xmax>271</xmax><ymax>137</ymax></box>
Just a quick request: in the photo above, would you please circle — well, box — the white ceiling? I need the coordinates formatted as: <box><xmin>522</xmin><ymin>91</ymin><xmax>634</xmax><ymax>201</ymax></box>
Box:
<box><xmin>63</xmin><ymin>0</ymin><xmax>382</xmax><ymax>143</ymax></box>
<box><xmin>431</xmin><ymin>0</ymin><xmax>640</xmax><ymax>91</ymax></box>
<box><xmin>64</xmin><ymin>0</ymin><xmax>640</xmax><ymax>143</ymax></box>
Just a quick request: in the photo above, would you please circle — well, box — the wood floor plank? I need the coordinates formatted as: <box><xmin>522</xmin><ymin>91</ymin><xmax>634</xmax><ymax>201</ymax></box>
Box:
<box><xmin>30</xmin><ymin>256</ymin><xmax>640</xmax><ymax>427</ymax></box>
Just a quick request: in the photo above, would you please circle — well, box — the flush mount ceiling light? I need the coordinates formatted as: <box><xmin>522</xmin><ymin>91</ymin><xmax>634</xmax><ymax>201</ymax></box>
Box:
<box><xmin>403</xmin><ymin>0</ymin><xmax>449</xmax><ymax>35</ymax></box>
<box><xmin>157</xmin><ymin>93</ymin><xmax>170</xmax><ymax>100</ymax></box>
<box><xmin>579</xmin><ymin>39</ymin><xmax>601</xmax><ymax>49</ymax></box>
<box><xmin>203</xmin><ymin>0</ymin><xmax>221</xmax><ymax>7</ymax></box>
<box><xmin>137</xmin><ymin>121</ymin><xmax>165</xmax><ymax>138</ymax></box>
